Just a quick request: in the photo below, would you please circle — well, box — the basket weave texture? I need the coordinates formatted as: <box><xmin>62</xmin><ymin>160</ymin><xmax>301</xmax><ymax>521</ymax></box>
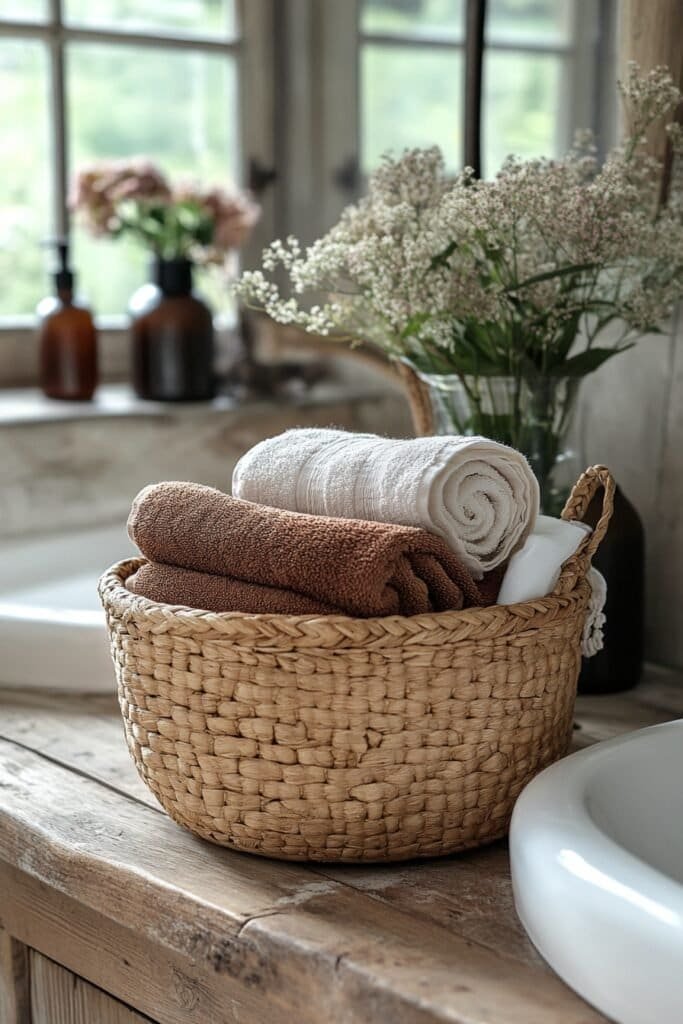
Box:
<box><xmin>99</xmin><ymin>465</ymin><xmax>614</xmax><ymax>862</ymax></box>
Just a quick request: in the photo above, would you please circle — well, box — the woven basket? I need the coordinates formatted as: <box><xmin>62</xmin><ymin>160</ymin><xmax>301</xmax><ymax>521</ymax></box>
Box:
<box><xmin>99</xmin><ymin>464</ymin><xmax>614</xmax><ymax>862</ymax></box>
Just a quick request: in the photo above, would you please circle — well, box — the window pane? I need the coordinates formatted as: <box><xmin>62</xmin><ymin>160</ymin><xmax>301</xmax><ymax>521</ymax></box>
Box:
<box><xmin>486</xmin><ymin>0</ymin><xmax>572</xmax><ymax>46</ymax></box>
<box><xmin>0</xmin><ymin>0</ymin><xmax>46</xmax><ymax>21</ymax></box>
<box><xmin>68</xmin><ymin>43</ymin><xmax>238</xmax><ymax>316</ymax></box>
<box><xmin>64</xmin><ymin>0</ymin><xmax>236</xmax><ymax>40</ymax></box>
<box><xmin>361</xmin><ymin>0</ymin><xmax>464</xmax><ymax>42</ymax></box>
<box><xmin>362</xmin><ymin>45</ymin><xmax>462</xmax><ymax>172</ymax></box>
<box><xmin>483</xmin><ymin>52</ymin><xmax>564</xmax><ymax>175</ymax></box>
<box><xmin>0</xmin><ymin>40</ymin><xmax>51</xmax><ymax>316</ymax></box>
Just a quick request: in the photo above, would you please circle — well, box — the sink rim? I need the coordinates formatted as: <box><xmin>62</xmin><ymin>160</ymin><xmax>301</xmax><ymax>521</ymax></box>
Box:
<box><xmin>513</xmin><ymin>719</ymin><xmax>683</xmax><ymax>899</ymax></box>
<box><xmin>0</xmin><ymin>601</ymin><xmax>104</xmax><ymax>629</ymax></box>
<box><xmin>0</xmin><ymin>523</ymin><xmax>132</xmax><ymax>691</ymax></box>
<box><xmin>510</xmin><ymin>720</ymin><xmax>683</xmax><ymax>1024</ymax></box>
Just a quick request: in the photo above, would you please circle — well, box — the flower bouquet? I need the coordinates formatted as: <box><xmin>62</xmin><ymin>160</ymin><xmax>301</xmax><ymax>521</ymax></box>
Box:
<box><xmin>237</xmin><ymin>65</ymin><xmax>683</xmax><ymax>508</ymax></box>
<box><xmin>72</xmin><ymin>157</ymin><xmax>259</xmax><ymax>270</ymax></box>
<box><xmin>72</xmin><ymin>158</ymin><xmax>260</xmax><ymax>401</ymax></box>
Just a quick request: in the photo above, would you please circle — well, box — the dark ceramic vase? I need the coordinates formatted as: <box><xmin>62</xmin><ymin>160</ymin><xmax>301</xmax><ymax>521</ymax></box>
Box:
<box><xmin>578</xmin><ymin>485</ymin><xmax>645</xmax><ymax>694</ymax></box>
<box><xmin>130</xmin><ymin>258</ymin><xmax>215</xmax><ymax>401</ymax></box>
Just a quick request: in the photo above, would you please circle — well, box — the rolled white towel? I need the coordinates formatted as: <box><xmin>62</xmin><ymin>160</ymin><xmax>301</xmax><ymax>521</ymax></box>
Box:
<box><xmin>232</xmin><ymin>428</ymin><xmax>539</xmax><ymax>577</ymax></box>
<box><xmin>497</xmin><ymin>515</ymin><xmax>591</xmax><ymax>605</ymax></box>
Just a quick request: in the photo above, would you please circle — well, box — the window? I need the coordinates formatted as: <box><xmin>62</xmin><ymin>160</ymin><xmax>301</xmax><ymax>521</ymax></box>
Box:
<box><xmin>302</xmin><ymin>0</ymin><xmax>612</xmax><ymax>247</ymax></box>
<box><xmin>0</xmin><ymin>0</ymin><xmax>253</xmax><ymax>318</ymax></box>
<box><xmin>0</xmin><ymin>0</ymin><xmax>612</xmax><ymax>325</ymax></box>
<box><xmin>360</xmin><ymin>0</ymin><xmax>606</xmax><ymax>177</ymax></box>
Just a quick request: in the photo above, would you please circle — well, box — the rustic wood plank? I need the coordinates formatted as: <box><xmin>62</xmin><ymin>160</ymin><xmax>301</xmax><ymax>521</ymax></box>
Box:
<box><xmin>574</xmin><ymin>694</ymin><xmax>672</xmax><ymax>745</ymax></box>
<box><xmin>322</xmin><ymin>668</ymin><xmax>683</xmax><ymax>970</ymax></box>
<box><xmin>616</xmin><ymin>2</ymin><xmax>683</xmax><ymax>667</ymax></box>
<box><xmin>1</xmin><ymin>672</ymin><xmax>678</xmax><ymax>817</ymax></box>
<box><xmin>0</xmin><ymin>735</ymin><xmax>337</xmax><ymax>948</ymax></box>
<box><xmin>0</xmin><ymin>696</ymin><xmax>546</xmax><ymax>985</ymax></box>
<box><xmin>0</xmin><ymin>689</ymin><xmax>541</xmax><ymax>965</ymax></box>
<box><xmin>0</xmin><ymin>691</ymin><xmax>154</xmax><ymax>807</ymax></box>
<box><xmin>8</xmin><ymin>857</ymin><xmax>555</xmax><ymax>1024</ymax></box>
<box><xmin>30</xmin><ymin>949</ymin><xmax>152</xmax><ymax>1024</ymax></box>
<box><xmin>240</xmin><ymin>885</ymin><xmax>606</xmax><ymax>1024</ymax></box>
<box><xmin>0</xmin><ymin>672</ymin><xmax>681</xmax><ymax>1019</ymax></box>
<box><xmin>0</xmin><ymin>689</ymin><xmax>610</xmax><ymax>973</ymax></box>
<box><xmin>324</xmin><ymin>842</ymin><xmax>541</xmax><ymax>969</ymax></box>
<box><xmin>0</xmin><ymin>736</ymin><xmax>606</xmax><ymax>1024</ymax></box>
<box><xmin>1</xmin><ymin>862</ymin><xmax>272</xmax><ymax>1024</ymax></box>
<box><xmin>621</xmin><ymin>0</ymin><xmax>683</xmax><ymax>152</ymax></box>
<box><xmin>574</xmin><ymin>669</ymin><xmax>683</xmax><ymax>746</ymax></box>
<box><xmin>0</xmin><ymin>926</ymin><xmax>29</xmax><ymax>1024</ymax></box>
<box><xmin>2</xmin><ymin>670</ymin><xmax>679</xmax><ymax>805</ymax></box>
<box><xmin>616</xmin><ymin>665</ymin><xmax>683</xmax><ymax>715</ymax></box>
<box><xmin>1</xmin><ymin>672</ymin><xmax>679</xmax><ymax>1024</ymax></box>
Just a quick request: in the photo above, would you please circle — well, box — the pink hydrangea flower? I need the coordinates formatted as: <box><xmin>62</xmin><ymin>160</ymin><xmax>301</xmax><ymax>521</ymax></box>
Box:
<box><xmin>71</xmin><ymin>158</ymin><xmax>259</xmax><ymax>262</ymax></box>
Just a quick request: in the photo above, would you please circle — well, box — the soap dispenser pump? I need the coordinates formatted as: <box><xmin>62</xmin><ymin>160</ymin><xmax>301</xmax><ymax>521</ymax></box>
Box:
<box><xmin>38</xmin><ymin>240</ymin><xmax>98</xmax><ymax>401</ymax></box>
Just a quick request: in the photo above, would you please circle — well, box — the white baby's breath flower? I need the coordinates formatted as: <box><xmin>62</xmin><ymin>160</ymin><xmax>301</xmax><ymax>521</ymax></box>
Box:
<box><xmin>235</xmin><ymin>65</ymin><xmax>683</xmax><ymax>371</ymax></box>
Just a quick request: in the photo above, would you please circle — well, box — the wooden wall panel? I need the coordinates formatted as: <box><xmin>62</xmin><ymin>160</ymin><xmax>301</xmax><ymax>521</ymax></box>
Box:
<box><xmin>579</xmin><ymin>1</ymin><xmax>683</xmax><ymax>666</ymax></box>
<box><xmin>30</xmin><ymin>951</ymin><xmax>151</xmax><ymax>1024</ymax></box>
<box><xmin>0</xmin><ymin>927</ymin><xmax>29</xmax><ymax>1024</ymax></box>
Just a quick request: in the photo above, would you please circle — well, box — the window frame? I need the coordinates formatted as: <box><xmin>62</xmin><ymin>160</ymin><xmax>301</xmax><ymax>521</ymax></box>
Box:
<box><xmin>270</xmin><ymin>0</ymin><xmax>617</xmax><ymax>255</ymax></box>
<box><xmin>0</xmin><ymin>0</ymin><xmax>615</xmax><ymax>358</ymax></box>
<box><xmin>0</xmin><ymin>0</ymin><xmax>275</xmax><ymax>333</ymax></box>
<box><xmin>356</xmin><ymin>0</ymin><xmax>611</xmax><ymax>176</ymax></box>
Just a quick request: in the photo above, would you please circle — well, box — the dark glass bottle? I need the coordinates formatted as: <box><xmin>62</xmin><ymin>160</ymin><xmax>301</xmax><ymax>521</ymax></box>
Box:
<box><xmin>578</xmin><ymin>485</ymin><xmax>645</xmax><ymax>694</ymax></box>
<box><xmin>131</xmin><ymin>257</ymin><xmax>215</xmax><ymax>401</ymax></box>
<box><xmin>38</xmin><ymin>242</ymin><xmax>97</xmax><ymax>401</ymax></box>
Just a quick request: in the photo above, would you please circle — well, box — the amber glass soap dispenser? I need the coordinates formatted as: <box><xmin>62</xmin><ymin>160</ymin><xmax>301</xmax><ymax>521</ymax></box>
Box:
<box><xmin>38</xmin><ymin>241</ymin><xmax>98</xmax><ymax>401</ymax></box>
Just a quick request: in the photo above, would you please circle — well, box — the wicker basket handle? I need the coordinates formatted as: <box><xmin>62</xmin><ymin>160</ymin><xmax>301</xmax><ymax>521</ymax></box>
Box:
<box><xmin>552</xmin><ymin>464</ymin><xmax>615</xmax><ymax>595</ymax></box>
<box><xmin>395</xmin><ymin>360</ymin><xmax>435</xmax><ymax>436</ymax></box>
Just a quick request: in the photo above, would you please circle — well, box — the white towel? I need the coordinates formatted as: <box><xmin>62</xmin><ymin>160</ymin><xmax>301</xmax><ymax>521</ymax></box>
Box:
<box><xmin>232</xmin><ymin>428</ymin><xmax>539</xmax><ymax>577</ymax></box>
<box><xmin>497</xmin><ymin>515</ymin><xmax>591</xmax><ymax>605</ymax></box>
<box><xmin>498</xmin><ymin>514</ymin><xmax>607</xmax><ymax>657</ymax></box>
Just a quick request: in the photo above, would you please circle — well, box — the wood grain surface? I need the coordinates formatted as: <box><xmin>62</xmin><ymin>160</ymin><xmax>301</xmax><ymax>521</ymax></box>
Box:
<box><xmin>0</xmin><ymin>669</ymin><xmax>679</xmax><ymax>1023</ymax></box>
<box><xmin>0</xmin><ymin>926</ymin><xmax>30</xmax><ymax>1024</ymax></box>
<box><xmin>30</xmin><ymin>951</ymin><xmax>152</xmax><ymax>1024</ymax></box>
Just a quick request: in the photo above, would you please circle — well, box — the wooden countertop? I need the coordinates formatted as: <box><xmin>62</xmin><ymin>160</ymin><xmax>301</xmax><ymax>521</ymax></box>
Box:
<box><xmin>1</xmin><ymin>667</ymin><xmax>681</xmax><ymax>1024</ymax></box>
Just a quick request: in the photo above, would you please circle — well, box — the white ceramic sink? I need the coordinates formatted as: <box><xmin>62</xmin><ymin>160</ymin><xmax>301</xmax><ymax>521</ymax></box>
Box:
<box><xmin>0</xmin><ymin>526</ymin><xmax>134</xmax><ymax>691</ymax></box>
<box><xmin>511</xmin><ymin>720</ymin><xmax>683</xmax><ymax>1024</ymax></box>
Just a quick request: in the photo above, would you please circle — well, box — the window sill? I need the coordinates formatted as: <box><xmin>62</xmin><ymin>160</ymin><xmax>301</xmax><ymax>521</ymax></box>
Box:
<box><xmin>0</xmin><ymin>379</ymin><xmax>400</xmax><ymax>427</ymax></box>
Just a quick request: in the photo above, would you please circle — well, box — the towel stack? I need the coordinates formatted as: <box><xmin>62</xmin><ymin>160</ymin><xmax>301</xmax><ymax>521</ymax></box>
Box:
<box><xmin>127</xmin><ymin>427</ymin><xmax>541</xmax><ymax>618</ymax></box>
<box><xmin>232</xmin><ymin>429</ymin><xmax>539</xmax><ymax>577</ymax></box>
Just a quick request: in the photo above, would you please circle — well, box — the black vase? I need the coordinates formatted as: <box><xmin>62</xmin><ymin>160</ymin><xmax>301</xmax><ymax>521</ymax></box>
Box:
<box><xmin>578</xmin><ymin>485</ymin><xmax>645</xmax><ymax>694</ymax></box>
<box><xmin>130</xmin><ymin>258</ymin><xmax>215</xmax><ymax>401</ymax></box>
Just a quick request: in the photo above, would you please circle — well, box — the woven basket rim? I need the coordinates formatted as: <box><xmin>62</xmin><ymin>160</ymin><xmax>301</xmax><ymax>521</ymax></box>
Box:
<box><xmin>98</xmin><ymin>556</ymin><xmax>590</xmax><ymax>642</ymax></box>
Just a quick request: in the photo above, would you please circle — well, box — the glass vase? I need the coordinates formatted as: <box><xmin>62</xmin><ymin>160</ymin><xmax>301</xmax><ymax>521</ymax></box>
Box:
<box><xmin>413</xmin><ymin>367</ymin><xmax>581</xmax><ymax>514</ymax></box>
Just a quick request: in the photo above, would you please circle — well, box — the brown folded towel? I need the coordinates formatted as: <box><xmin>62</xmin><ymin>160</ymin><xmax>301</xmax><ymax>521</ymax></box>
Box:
<box><xmin>126</xmin><ymin>481</ymin><xmax>502</xmax><ymax>617</ymax></box>
<box><xmin>127</xmin><ymin>562</ymin><xmax>341</xmax><ymax>615</ymax></box>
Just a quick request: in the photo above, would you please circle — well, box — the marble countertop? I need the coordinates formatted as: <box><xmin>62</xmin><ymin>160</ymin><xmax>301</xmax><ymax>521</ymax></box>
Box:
<box><xmin>0</xmin><ymin>374</ymin><xmax>413</xmax><ymax>543</ymax></box>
